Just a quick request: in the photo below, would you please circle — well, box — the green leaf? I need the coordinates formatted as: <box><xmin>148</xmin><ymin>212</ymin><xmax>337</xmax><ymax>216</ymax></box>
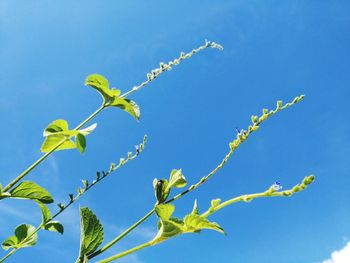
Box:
<box><xmin>78</xmin><ymin>207</ymin><xmax>104</xmax><ymax>260</ymax></box>
<box><xmin>110</xmin><ymin>98</ymin><xmax>141</xmax><ymax>120</ymax></box>
<box><xmin>43</xmin><ymin>119</ymin><xmax>69</xmax><ymax>136</ymax></box>
<box><xmin>152</xmin><ymin>201</ymin><xmax>225</xmax><ymax>245</ymax></box>
<box><xmin>38</xmin><ymin>203</ymin><xmax>51</xmax><ymax>224</ymax></box>
<box><xmin>183</xmin><ymin>201</ymin><xmax>225</xmax><ymax>234</ymax></box>
<box><xmin>2</xmin><ymin>236</ymin><xmax>17</xmax><ymax>250</ymax></box>
<box><xmin>45</xmin><ymin>221</ymin><xmax>64</xmax><ymax>234</ymax></box>
<box><xmin>153</xmin><ymin>179</ymin><xmax>170</xmax><ymax>203</ymax></box>
<box><xmin>76</xmin><ymin>133</ymin><xmax>86</xmax><ymax>154</ymax></box>
<box><xmin>85</xmin><ymin>74</ymin><xmax>111</xmax><ymax>101</ymax></box>
<box><xmin>38</xmin><ymin>203</ymin><xmax>64</xmax><ymax>234</ymax></box>
<box><xmin>168</xmin><ymin>169</ymin><xmax>187</xmax><ymax>188</ymax></box>
<box><xmin>155</xmin><ymin>204</ymin><xmax>175</xmax><ymax>221</ymax></box>
<box><xmin>10</xmin><ymin>181</ymin><xmax>54</xmax><ymax>204</ymax></box>
<box><xmin>40</xmin><ymin>134</ymin><xmax>76</xmax><ymax>153</ymax></box>
<box><xmin>152</xmin><ymin>204</ymin><xmax>184</xmax><ymax>245</ymax></box>
<box><xmin>2</xmin><ymin>224</ymin><xmax>38</xmax><ymax>250</ymax></box>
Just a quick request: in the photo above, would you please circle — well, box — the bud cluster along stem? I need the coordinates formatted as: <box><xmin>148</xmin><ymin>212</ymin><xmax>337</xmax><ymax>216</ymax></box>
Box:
<box><xmin>0</xmin><ymin>41</ymin><xmax>223</xmax><ymax>263</ymax></box>
<box><xmin>90</xmin><ymin>95</ymin><xmax>308</xmax><ymax>262</ymax></box>
<box><xmin>2</xmin><ymin>40</ymin><xmax>220</xmax><ymax>194</ymax></box>
<box><xmin>0</xmin><ymin>136</ymin><xmax>147</xmax><ymax>262</ymax></box>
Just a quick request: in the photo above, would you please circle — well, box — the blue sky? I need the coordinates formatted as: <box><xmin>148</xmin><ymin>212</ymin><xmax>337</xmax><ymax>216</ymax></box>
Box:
<box><xmin>0</xmin><ymin>1</ymin><xmax>349</xmax><ymax>262</ymax></box>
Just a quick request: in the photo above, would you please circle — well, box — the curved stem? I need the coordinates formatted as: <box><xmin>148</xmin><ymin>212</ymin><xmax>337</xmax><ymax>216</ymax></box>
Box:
<box><xmin>96</xmin><ymin>241</ymin><xmax>152</xmax><ymax>263</ymax></box>
<box><xmin>91</xmin><ymin>95</ymin><xmax>306</xmax><ymax>262</ymax></box>
<box><xmin>88</xmin><ymin>207</ymin><xmax>155</xmax><ymax>259</ymax></box>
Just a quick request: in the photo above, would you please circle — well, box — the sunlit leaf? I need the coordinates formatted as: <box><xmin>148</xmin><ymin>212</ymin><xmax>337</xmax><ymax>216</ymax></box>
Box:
<box><xmin>40</xmin><ymin>134</ymin><xmax>76</xmax><ymax>153</ymax></box>
<box><xmin>2</xmin><ymin>224</ymin><xmax>37</xmax><ymax>250</ymax></box>
<box><xmin>110</xmin><ymin>98</ymin><xmax>140</xmax><ymax>120</ymax></box>
<box><xmin>168</xmin><ymin>169</ymin><xmax>187</xmax><ymax>188</ymax></box>
<box><xmin>85</xmin><ymin>74</ymin><xmax>111</xmax><ymax>102</ymax></box>
<box><xmin>10</xmin><ymin>181</ymin><xmax>54</xmax><ymax>204</ymax></box>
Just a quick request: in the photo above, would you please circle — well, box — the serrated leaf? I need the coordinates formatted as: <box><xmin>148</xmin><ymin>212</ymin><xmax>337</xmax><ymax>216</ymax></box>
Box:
<box><xmin>40</xmin><ymin>134</ymin><xmax>76</xmax><ymax>153</ymax></box>
<box><xmin>78</xmin><ymin>123</ymin><xmax>97</xmax><ymax>136</ymax></box>
<box><xmin>168</xmin><ymin>169</ymin><xmax>187</xmax><ymax>188</ymax></box>
<box><xmin>76</xmin><ymin>133</ymin><xmax>86</xmax><ymax>154</ymax></box>
<box><xmin>10</xmin><ymin>181</ymin><xmax>54</xmax><ymax>204</ymax></box>
<box><xmin>78</xmin><ymin>207</ymin><xmax>104</xmax><ymax>260</ymax></box>
<box><xmin>85</xmin><ymin>74</ymin><xmax>110</xmax><ymax>100</ymax></box>
<box><xmin>2</xmin><ymin>224</ymin><xmax>38</xmax><ymax>250</ymax></box>
<box><xmin>110</xmin><ymin>98</ymin><xmax>140</xmax><ymax>120</ymax></box>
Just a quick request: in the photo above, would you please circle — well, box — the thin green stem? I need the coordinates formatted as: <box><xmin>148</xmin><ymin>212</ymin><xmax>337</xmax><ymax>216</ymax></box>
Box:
<box><xmin>2</xmin><ymin>105</ymin><xmax>106</xmax><ymax>193</ymax></box>
<box><xmin>2</xmin><ymin>138</ymin><xmax>66</xmax><ymax>192</ymax></box>
<box><xmin>0</xmin><ymin>249</ymin><xmax>17</xmax><ymax>263</ymax></box>
<box><xmin>91</xmin><ymin>95</ymin><xmax>305</xmax><ymax>262</ymax></box>
<box><xmin>0</xmin><ymin>139</ymin><xmax>146</xmax><ymax>263</ymax></box>
<box><xmin>96</xmin><ymin>241</ymin><xmax>152</xmax><ymax>263</ymax></box>
<box><xmin>88</xmin><ymin>207</ymin><xmax>155</xmax><ymax>259</ymax></box>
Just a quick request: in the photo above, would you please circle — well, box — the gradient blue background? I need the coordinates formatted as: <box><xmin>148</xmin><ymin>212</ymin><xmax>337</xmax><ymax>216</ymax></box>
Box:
<box><xmin>0</xmin><ymin>1</ymin><xmax>349</xmax><ymax>262</ymax></box>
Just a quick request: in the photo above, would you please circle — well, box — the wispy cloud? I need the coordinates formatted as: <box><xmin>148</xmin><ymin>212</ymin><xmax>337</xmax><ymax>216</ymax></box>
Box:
<box><xmin>321</xmin><ymin>241</ymin><xmax>350</xmax><ymax>263</ymax></box>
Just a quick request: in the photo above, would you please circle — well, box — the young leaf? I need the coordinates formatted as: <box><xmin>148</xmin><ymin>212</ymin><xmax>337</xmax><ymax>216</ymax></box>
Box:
<box><xmin>85</xmin><ymin>74</ymin><xmax>111</xmax><ymax>102</ymax></box>
<box><xmin>152</xmin><ymin>205</ymin><xmax>184</xmax><ymax>245</ymax></box>
<box><xmin>183</xmin><ymin>201</ymin><xmax>225</xmax><ymax>234</ymax></box>
<box><xmin>110</xmin><ymin>98</ymin><xmax>141</xmax><ymax>120</ymax></box>
<box><xmin>2</xmin><ymin>224</ymin><xmax>38</xmax><ymax>250</ymax></box>
<box><xmin>40</xmin><ymin>134</ymin><xmax>76</xmax><ymax>153</ymax></box>
<box><xmin>10</xmin><ymin>181</ymin><xmax>54</xmax><ymax>204</ymax></box>
<box><xmin>78</xmin><ymin>207</ymin><xmax>104</xmax><ymax>261</ymax></box>
<box><xmin>43</xmin><ymin>119</ymin><xmax>69</xmax><ymax>136</ymax></box>
<box><xmin>76</xmin><ymin>133</ymin><xmax>87</xmax><ymax>153</ymax></box>
<box><xmin>38</xmin><ymin>203</ymin><xmax>64</xmax><ymax>234</ymax></box>
<box><xmin>153</xmin><ymin>179</ymin><xmax>170</xmax><ymax>203</ymax></box>
<box><xmin>155</xmin><ymin>204</ymin><xmax>175</xmax><ymax>221</ymax></box>
<box><xmin>168</xmin><ymin>169</ymin><xmax>187</xmax><ymax>188</ymax></box>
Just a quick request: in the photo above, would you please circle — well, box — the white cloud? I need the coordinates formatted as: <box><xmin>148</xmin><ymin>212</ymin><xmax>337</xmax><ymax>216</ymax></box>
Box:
<box><xmin>322</xmin><ymin>241</ymin><xmax>350</xmax><ymax>263</ymax></box>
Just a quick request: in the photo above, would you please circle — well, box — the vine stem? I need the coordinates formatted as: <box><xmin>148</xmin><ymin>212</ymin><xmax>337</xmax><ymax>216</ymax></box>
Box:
<box><xmin>2</xmin><ymin>40</ymin><xmax>218</xmax><ymax>194</ymax></box>
<box><xmin>2</xmin><ymin>105</ymin><xmax>105</xmax><ymax>193</ymax></box>
<box><xmin>88</xmin><ymin>207</ymin><xmax>156</xmax><ymax>259</ymax></box>
<box><xmin>0</xmin><ymin>249</ymin><xmax>17</xmax><ymax>263</ymax></box>
<box><xmin>96</xmin><ymin>241</ymin><xmax>152</xmax><ymax>263</ymax></box>
<box><xmin>0</xmin><ymin>139</ymin><xmax>146</xmax><ymax>262</ymax></box>
<box><xmin>93</xmin><ymin>95</ymin><xmax>305</xmax><ymax>262</ymax></box>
